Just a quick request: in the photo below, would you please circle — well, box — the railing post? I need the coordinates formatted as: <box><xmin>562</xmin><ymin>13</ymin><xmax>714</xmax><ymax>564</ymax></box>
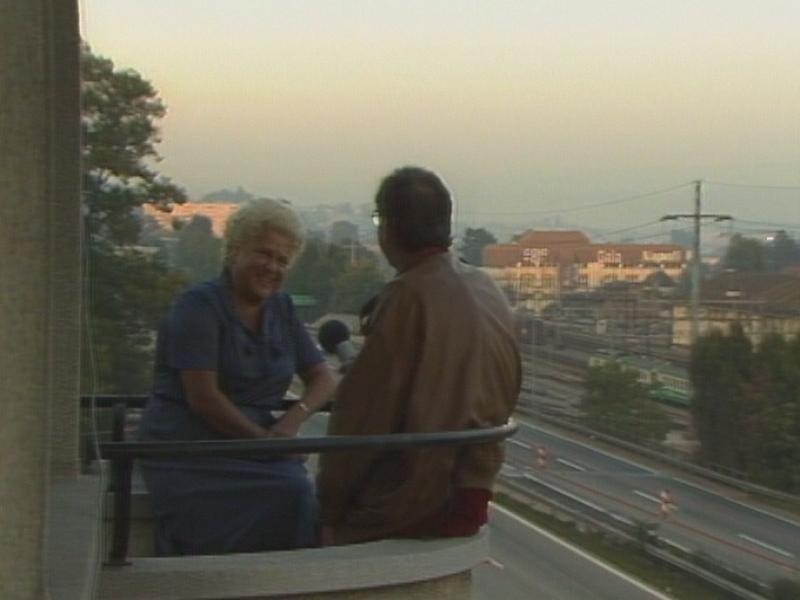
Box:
<box><xmin>105</xmin><ymin>457</ymin><xmax>133</xmax><ymax>567</ymax></box>
<box><xmin>106</xmin><ymin>402</ymin><xmax>132</xmax><ymax>566</ymax></box>
<box><xmin>111</xmin><ymin>401</ymin><xmax>127</xmax><ymax>443</ymax></box>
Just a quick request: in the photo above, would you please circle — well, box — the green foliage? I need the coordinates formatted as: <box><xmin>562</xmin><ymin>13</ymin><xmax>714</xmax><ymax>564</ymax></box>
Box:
<box><xmin>82</xmin><ymin>47</ymin><xmax>185</xmax><ymax>241</ymax></box>
<box><xmin>84</xmin><ymin>249</ymin><xmax>185</xmax><ymax>393</ymax></box>
<box><xmin>582</xmin><ymin>362</ymin><xmax>671</xmax><ymax>444</ymax></box>
<box><xmin>173</xmin><ymin>215</ymin><xmax>223</xmax><ymax>283</ymax></box>
<box><xmin>689</xmin><ymin>324</ymin><xmax>752</xmax><ymax>471</ymax></box>
<box><xmin>81</xmin><ymin>47</ymin><xmax>187</xmax><ymax>394</ymax></box>
<box><xmin>768</xmin><ymin>230</ymin><xmax>800</xmax><ymax>272</ymax></box>
<box><xmin>332</xmin><ymin>262</ymin><xmax>386</xmax><ymax>314</ymax></box>
<box><xmin>284</xmin><ymin>236</ymin><xmax>386</xmax><ymax>321</ymax></box>
<box><xmin>690</xmin><ymin>325</ymin><xmax>800</xmax><ymax>493</ymax></box>
<box><xmin>723</xmin><ymin>232</ymin><xmax>800</xmax><ymax>273</ymax></box>
<box><xmin>284</xmin><ymin>237</ymin><xmax>348</xmax><ymax>320</ymax></box>
<box><xmin>458</xmin><ymin>227</ymin><xmax>497</xmax><ymax>266</ymax></box>
<box><xmin>723</xmin><ymin>234</ymin><xmax>766</xmax><ymax>272</ymax></box>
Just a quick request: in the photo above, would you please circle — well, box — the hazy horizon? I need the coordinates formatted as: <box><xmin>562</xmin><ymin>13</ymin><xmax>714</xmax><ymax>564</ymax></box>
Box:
<box><xmin>82</xmin><ymin>1</ymin><xmax>799</xmax><ymax>236</ymax></box>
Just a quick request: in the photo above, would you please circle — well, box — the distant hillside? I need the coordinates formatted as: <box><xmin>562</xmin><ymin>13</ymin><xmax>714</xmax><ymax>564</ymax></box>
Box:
<box><xmin>200</xmin><ymin>186</ymin><xmax>254</xmax><ymax>203</ymax></box>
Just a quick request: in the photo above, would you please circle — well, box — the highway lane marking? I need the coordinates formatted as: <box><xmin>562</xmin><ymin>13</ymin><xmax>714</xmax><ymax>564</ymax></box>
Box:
<box><xmin>524</xmin><ymin>473</ymin><xmax>607</xmax><ymax>514</ymax></box>
<box><xmin>491</xmin><ymin>504</ymin><xmax>674</xmax><ymax>600</ymax></box>
<box><xmin>515</xmin><ymin>468</ymin><xmax>800</xmax><ymax>572</ymax></box>
<box><xmin>668</xmin><ymin>474</ymin><xmax>800</xmax><ymax>530</ymax></box>
<box><xmin>517</xmin><ymin>419</ymin><xmax>656</xmax><ymax>475</ymax></box>
<box><xmin>662</xmin><ymin>538</ymin><xmax>691</xmax><ymax>554</ymax></box>
<box><xmin>633</xmin><ymin>489</ymin><xmax>680</xmax><ymax>511</ymax></box>
<box><xmin>516</xmin><ymin>414</ymin><xmax>800</xmax><ymax>551</ymax></box>
<box><xmin>484</xmin><ymin>557</ymin><xmax>505</xmax><ymax>569</ymax></box>
<box><xmin>508</xmin><ymin>439</ymin><xmax>532</xmax><ymax>450</ymax></box>
<box><xmin>520</xmin><ymin>417</ymin><xmax>800</xmax><ymax>534</ymax></box>
<box><xmin>738</xmin><ymin>534</ymin><xmax>795</xmax><ymax>559</ymax></box>
<box><xmin>556</xmin><ymin>457</ymin><xmax>586</xmax><ymax>471</ymax></box>
<box><xmin>633</xmin><ymin>490</ymin><xmax>661</xmax><ymax>504</ymax></box>
<box><xmin>610</xmin><ymin>513</ymin><xmax>635</xmax><ymax>526</ymax></box>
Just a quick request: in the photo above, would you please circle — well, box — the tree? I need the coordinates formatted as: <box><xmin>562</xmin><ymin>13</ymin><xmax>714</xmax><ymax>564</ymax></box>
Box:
<box><xmin>201</xmin><ymin>186</ymin><xmax>255</xmax><ymax>203</ymax></box>
<box><xmin>284</xmin><ymin>237</ymin><xmax>387</xmax><ymax>321</ymax></box>
<box><xmin>690</xmin><ymin>325</ymin><xmax>800</xmax><ymax>493</ymax></box>
<box><xmin>173</xmin><ymin>215</ymin><xmax>223</xmax><ymax>283</ymax></box>
<box><xmin>723</xmin><ymin>234</ymin><xmax>766</xmax><ymax>272</ymax></box>
<box><xmin>81</xmin><ymin>47</ymin><xmax>187</xmax><ymax>393</ymax></box>
<box><xmin>284</xmin><ymin>236</ymin><xmax>349</xmax><ymax>321</ymax></box>
<box><xmin>767</xmin><ymin>231</ymin><xmax>800</xmax><ymax>272</ymax></box>
<box><xmin>458</xmin><ymin>227</ymin><xmax>497</xmax><ymax>266</ymax></box>
<box><xmin>582</xmin><ymin>362</ymin><xmax>671</xmax><ymax>444</ymax></box>
<box><xmin>689</xmin><ymin>323</ymin><xmax>753</xmax><ymax>471</ymax></box>
<box><xmin>747</xmin><ymin>334</ymin><xmax>800</xmax><ymax>492</ymax></box>
<box><xmin>332</xmin><ymin>263</ymin><xmax>386</xmax><ymax>314</ymax></box>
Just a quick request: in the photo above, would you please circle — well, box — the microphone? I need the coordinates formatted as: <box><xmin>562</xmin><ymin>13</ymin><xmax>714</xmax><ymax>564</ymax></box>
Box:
<box><xmin>318</xmin><ymin>319</ymin><xmax>358</xmax><ymax>372</ymax></box>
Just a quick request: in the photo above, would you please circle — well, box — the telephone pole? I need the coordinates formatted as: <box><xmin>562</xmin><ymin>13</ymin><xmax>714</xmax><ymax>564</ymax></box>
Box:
<box><xmin>661</xmin><ymin>179</ymin><xmax>732</xmax><ymax>344</ymax></box>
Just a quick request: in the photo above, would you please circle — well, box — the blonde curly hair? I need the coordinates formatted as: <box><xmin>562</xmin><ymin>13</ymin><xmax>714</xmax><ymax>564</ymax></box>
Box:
<box><xmin>223</xmin><ymin>198</ymin><xmax>305</xmax><ymax>266</ymax></box>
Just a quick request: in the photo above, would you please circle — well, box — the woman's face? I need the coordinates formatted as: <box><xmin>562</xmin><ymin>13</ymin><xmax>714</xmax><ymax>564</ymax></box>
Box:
<box><xmin>229</xmin><ymin>228</ymin><xmax>296</xmax><ymax>304</ymax></box>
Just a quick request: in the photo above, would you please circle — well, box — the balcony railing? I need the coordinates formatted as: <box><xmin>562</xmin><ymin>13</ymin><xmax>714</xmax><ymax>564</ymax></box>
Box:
<box><xmin>81</xmin><ymin>395</ymin><xmax>518</xmax><ymax>565</ymax></box>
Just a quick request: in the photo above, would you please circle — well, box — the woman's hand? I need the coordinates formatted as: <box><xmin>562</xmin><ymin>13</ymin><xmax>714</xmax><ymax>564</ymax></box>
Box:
<box><xmin>267</xmin><ymin>412</ymin><xmax>308</xmax><ymax>462</ymax></box>
<box><xmin>268</xmin><ymin>410</ymin><xmax>304</xmax><ymax>439</ymax></box>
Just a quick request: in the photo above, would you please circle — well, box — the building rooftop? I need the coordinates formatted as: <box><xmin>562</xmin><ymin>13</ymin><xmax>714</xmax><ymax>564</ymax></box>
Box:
<box><xmin>141</xmin><ymin>202</ymin><xmax>239</xmax><ymax>238</ymax></box>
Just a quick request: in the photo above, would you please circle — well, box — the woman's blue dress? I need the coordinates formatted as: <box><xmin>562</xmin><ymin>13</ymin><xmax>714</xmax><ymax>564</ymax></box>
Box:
<box><xmin>138</xmin><ymin>275</ymin><xmax>324</xmax><ymax>555</ymax></box>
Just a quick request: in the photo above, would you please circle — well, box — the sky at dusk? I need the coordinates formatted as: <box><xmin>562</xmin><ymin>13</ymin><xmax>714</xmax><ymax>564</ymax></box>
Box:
<box><xmin>82</xmin><ymin>1</ymin><xmax>800</xmax><ymax>236</ymax></box>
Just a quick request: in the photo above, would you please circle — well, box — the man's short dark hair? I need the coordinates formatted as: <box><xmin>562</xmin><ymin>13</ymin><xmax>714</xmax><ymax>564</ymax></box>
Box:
<box><xmin>375</xmin><ymin>166</ymin><xmax>452</xmax><ymax>251</ymax></box>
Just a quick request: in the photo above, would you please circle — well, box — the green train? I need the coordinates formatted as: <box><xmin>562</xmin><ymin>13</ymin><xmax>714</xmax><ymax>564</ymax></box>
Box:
<box><xmin>589</xmin><ymin>351</ymin><xmax>691</xmax><ymax>409</ymax></box>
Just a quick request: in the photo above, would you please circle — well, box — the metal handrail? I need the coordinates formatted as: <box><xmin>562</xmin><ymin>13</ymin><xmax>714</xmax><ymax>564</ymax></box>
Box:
<box><xmin>80</xmin><ymin>394</ymin><xmax>314</xmax><ymax>412</ymax></box>
<box><xmin>82</xmin><ymin>396</ymin><xmax>517</xmax><ymax>566</ymax></box>
<box><xmin>99</xmin><ymin>423</ymin><xmax>518</xmax><ymax>459</ymax></box>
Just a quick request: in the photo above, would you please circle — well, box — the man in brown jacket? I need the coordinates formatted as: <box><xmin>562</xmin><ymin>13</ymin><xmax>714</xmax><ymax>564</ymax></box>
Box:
<box><xmin>317</xmin><ymin>166</ymin><xmax>521</xmax><ymax>545</ymax></box>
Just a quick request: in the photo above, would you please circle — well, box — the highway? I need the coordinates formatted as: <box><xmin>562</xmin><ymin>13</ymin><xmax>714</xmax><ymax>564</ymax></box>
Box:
<box><xmin>472</xmin><ymin>505</ymin><xmax>671</xmax><ymax>600</ymax></box>
<box><xmin>300</xmin><ymin>414</ymin><xmax>673</xmax><ymax>599</ymax></box>
<box><xmin>503</xmin><ymin>418</ymin><xmax>800</xmax><ymax>584</ymax></box>
<box><xmin>313</xmin><ymin>330</ymin><xmax>800</xmax><ymax>590</ymax></box>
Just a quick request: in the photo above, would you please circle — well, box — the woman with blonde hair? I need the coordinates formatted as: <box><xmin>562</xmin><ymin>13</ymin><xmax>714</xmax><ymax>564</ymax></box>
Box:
<box><xmin>139</xmin><ymin>198</ymin><xmax>335</xmax><ymax>555</ymax></box>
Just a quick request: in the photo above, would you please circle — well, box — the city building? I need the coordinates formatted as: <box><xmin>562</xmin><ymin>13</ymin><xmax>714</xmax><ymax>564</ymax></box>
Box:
<box><xmin>672</xmin><ymin>272</ymin><xmax>800</xmax><ymax>347</ymax></box>
<box><xmin>140</xmin><ymin>202</ymin><xmax>238</xmax><ymax>238</ymax></box>
<box><xmin>482</xmin><ymin>229</ymin><xmax>687</xmax><ymax>310</ymax></box>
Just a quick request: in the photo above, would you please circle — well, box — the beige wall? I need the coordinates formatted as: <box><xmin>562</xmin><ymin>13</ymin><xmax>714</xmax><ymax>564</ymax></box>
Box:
<box><xmin>671</xmin><ymin>305</ymin><xmax>800</xmax><ymax>347</ymax></box>
<box><xmin>0</xmin><ymin>1</ymin><xmax>81</xmax><ymax>599</ymax></box>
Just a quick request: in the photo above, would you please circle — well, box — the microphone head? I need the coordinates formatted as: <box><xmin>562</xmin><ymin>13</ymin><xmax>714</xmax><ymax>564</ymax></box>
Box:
<box><xmin>318</xmin><ymin>319</ymin><xmax>351</xmax><ymax>353</ymax></box>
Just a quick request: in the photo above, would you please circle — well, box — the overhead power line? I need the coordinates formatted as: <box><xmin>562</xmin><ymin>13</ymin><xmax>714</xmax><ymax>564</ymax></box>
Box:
<box><xmin>733</xmin><ymin>218</ymin><xmax>800</xmax><ymax>230</ymax></box>
<box><xmin>463</xmin><ymin>182</ymin><xmax>691</xmax><ymax>217</ymax></box>
<box><xmin>616</xmin><ymin>226</ymin><xmax>693</xmax><ymax>243</ymax></box>
<box><xmin>706</xmin><ymin>180</ymin><xmax>800</xmax><ymax>191</ymax></box>
<box><xmin>596</xmin><ymin>219</ymin><xmax>664</xmax><ymax>238</ymax></box>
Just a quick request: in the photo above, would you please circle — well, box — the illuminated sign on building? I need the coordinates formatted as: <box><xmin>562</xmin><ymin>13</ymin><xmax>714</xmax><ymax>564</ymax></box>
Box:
<box><xmin>522</xmin><ymin>247</ymin><xmax>548</xmax><ymax>265</ymax></box>
<box><xmin>642</xmin><ymin>250</ymin><xmax>682</xmax><ymax>263</ymax></box>
<box><xmin>597</xmin><ymin>250</ymin><xmax>622</xmax><ymax>265</ymax></box>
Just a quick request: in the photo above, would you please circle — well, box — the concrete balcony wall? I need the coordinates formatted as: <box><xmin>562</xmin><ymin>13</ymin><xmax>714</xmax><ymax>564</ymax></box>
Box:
<box><xmin>99</xmin><ymin>490</ymin><xmax>484</xmax><ymax>599</ymax></box>
<box><xmin>100</xmin><ymin>544</ymin><xmax>478</xmax><ymax>599</ymax></box>
<box><xmin>99</xmin><ymin>535</ymin><xmax>482</xmax><ymax>600</ymax></box>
